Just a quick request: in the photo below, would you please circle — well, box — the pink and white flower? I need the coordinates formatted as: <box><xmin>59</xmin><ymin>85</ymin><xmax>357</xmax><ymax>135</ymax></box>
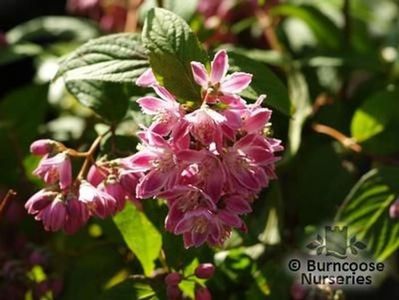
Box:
<box><xmin>137</xmin><ymin>86</ymin><xmax>187</xmax><ymax>139</ymax></box>
<box><xmin>191</xmin><ymin>49</ymin><xmax>252</xmax><ymax>103</ymax></box>
<box><xmin>33</xmin><ymin>152</ymin><xmax>72</xmax><ymax>190</ymax></box>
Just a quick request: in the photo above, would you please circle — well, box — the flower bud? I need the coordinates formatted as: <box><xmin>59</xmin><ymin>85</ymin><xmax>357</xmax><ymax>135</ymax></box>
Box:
<box><xmin>195</xmin><ymin>286</ymin><xmax>212</xmax><ymax>300</ymax></box>
<box><xmin>165</xmin><ymin>272</ymin><xmax>182</xmax><ymax>286</ymax></box>
<box><xmin>390</xmin><ymin>198</ymin><xmax>399</xmax><ymax>219</ymax></box>
<box><xmin>194</xmin><ymin>263</ymin><xmax>215</xmax><ymax>279</ymax></box>
<box><xmin>30</xmin><ymin>139</ymin><xmax>55</xmax><ymax>155</ymax></box>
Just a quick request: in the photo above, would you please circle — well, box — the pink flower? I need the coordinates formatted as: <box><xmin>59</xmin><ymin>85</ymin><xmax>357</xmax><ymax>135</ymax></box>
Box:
<box><xmin>241</xmin><ymin>95</ymin><xmax>272</xmax><ymax>134</ymax></box>
<box><xmin>25</xmin><ymin>187</ymin><xmax>90</xmax><ymax>234</ymax></box>
<box><xmin>162</xmin><ymin>185</ymin><xmax>216</xmax><ymax>233</ymax></box>
<box><xmin>223</xmin><ymin>134</ymin><xmax>281</xmax><ymax>193</ymax></box>
<box><xmin>191</xmin><ymin>50</ymin><xmax>252</xmax><ymax>103</ymax></box>
<box><xmin>128</xmin><ymin>132</ymin><xmax>187</xmax><ymax>199</ymax></box>
<box><xmin>185</xmin><ymin>107</ymin><xmax>225</xmax><ymax>147</ymax></box>
<box><xmin>33</xmin><ymin>152</ymin><xmax>72</xmax><ymax>190</ymax></box>
<box><xmin>87</xmin><ymin>159</ymin><xmax>141</xmax><ymax>210</ymax></box>
<box><xmin>174</xmin><ymin>208</ymin><xmax>218</xmax><ymax>248</ymax></box>
<box><xmin>176</xmin><ymin>150</ymin><xmax>225</xmax><ymax>201</ymax></box>
<box><xmin>35</xmin><ymin>195</ymin><xmax>67</xmax><ymax>232</ymax></box>
<box><xmin>25</xmin><ymin>188</ymin><xmax>59</xmax><ymax>215</ymax></box>
<box><xmin>64</xmin><ymin>197</ymin><xmax>90</xmax><ymax>234</ymax></box>
<box><xmin>137</xmin><ymin>86</ymin><xmax>187</xmax><ymax>138</ymax></box>
<box><xmin>79</xmin><ymin>180</ymin><xmax>117</xmax><ymax>218</ymax></box>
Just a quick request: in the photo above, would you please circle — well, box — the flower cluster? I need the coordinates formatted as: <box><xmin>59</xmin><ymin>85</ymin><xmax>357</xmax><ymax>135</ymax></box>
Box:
<box><xmin>67</xmin><ymin>0</ymin><xmax>128</xmax><ymax>32</ymax></box>
<box><xmin>132</xmin><ymin>50</ymin><xmax>283</xmax><ymax>248</ymax></box>
<box><xmin>25</xmin><ymin>49</ymin><xmax>282</xmax><ymax>248</ymax></box>
<box><xmin>25</xmin><ymin>140</ymin><xmax>140</xmax><ymax>234</ymax></box>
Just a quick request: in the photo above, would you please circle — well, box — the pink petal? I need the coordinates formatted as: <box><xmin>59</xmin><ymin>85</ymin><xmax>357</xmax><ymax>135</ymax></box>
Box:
<box><xmin>226</xmin><ymin>195</ymin><xmax>252</xmax><ymax>214</ymax></box>
<box><xmin>58</xmin><ymin>156</ymin><xmax>72</xmax><ymax>190</ymax></box>
<box><xmin>210</xmin><ymin>49</ymin><xmax>229</xmax><ymax>83</ymax></box>
<box><xmin>153</xmin><ymin>86</ymin><xmax>176</xmax><ymax>102</ymax></box>
<box><xmin>137</xmin><ymin>96</ymin><xmax>166</xmax><ymax>115</ymax></box>
<box><xmin>245</xmin><ymin>146</ymin><xmax>274</xmax><ymax>165</ymax></box>
<box><xmin>128</xmin><ymin>151</ymin><xmax>156</xmax><ymax>172</ymax></box>
<box><xmin>136</xmin><ymin>68</ymin><xmax>156</xmax><ymax>87</ymax></box>
<box><xmin>221</xmin><ymin>72</ymin><xmax>252</xmax><ymax>93</ymax></box>
<box><xmin>136</xmin><ymin>169</ymin><xmax>166</xmax><ymax>199</ymax></box>
<box><xmin>223</xmin><ymin>109</ymin><xmax>242</xmax><ymax>129</ymax></box>
<box><xmin>87</xmin><ymin>165</ymin><xmax>106</xmax><ymax>187</ymax></box>
<box><xmin>191</xmin><ymin>62</ymin><xmax>209</xmax><ymax>87</ymax></box>
<box><xmin>176</xmin><ymin>149</ymin><xmax>206</xmax><ymax>163</ymax></box>
<box><xmin>174</xmin><ymin>216</ymin><xmax>193</xmax><ymax>234</ymax></box>
<box><xmin>149</xmin><ymin>121</ymin><xmax>172</xmax><ymax>136</ymax></box>
<box><xmin>243</xmin><ymin>109</ymin><xmax>271</xmax><ymax>133</ymax></box>
<box><xmin>233</xmin><ymin>168</ymin><xmax>259</xmax><ymax>190</ymax></box>
<box><xmin>192</xmin><ymin>231</ymin><xmax>209</xmax><ymax>247</ymax></box>
<box><xmin>218</xmin><ymin>211</ymin><xmax>242</xmax><ymax>227</ymax></box>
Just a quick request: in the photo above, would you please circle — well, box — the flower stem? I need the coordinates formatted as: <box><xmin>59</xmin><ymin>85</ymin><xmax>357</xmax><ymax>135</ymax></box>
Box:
<box><xmin>312</xmin><ymin>123</ymin><xmax>362</xmax><ymax>153</ymax></box>
<box><xmin>159</xmin><ymin>249</ymin><xmax>170</xmax><ymax>273</ymax></box>
<box><xmin>0</xmin><ymin>189</ymin><xmax>17</xmax><ymax>219</ymax></box>
<box><xmin>77</xmin><ymin>131</ymin><xmax>110</xmax><ymax>180</ymax></box>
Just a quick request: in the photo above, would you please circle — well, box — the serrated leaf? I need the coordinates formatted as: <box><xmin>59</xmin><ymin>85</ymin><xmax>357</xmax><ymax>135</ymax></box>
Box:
<box><xmin>56</xmin><ymin>33</ymin><xmax>148</xmax><ymax>83</ymax></box>
<box><xmin>114</xmin><ymin>203</ymin><xmax>162</xmax><ymax>277</ymax></box>
<box><xmin>335</xmin><ymin>167</ymin><xmax>399</xmax><ymax>261</ymax></box>
<box><xmin>227</xmin><ymin>51</ymin><xmax>291</xmax><ymax>116</ymax></box>
<box><xmin>142</xmin><ymin>8</ymin><xmax>208</xmax><ymax>102</ymax></box>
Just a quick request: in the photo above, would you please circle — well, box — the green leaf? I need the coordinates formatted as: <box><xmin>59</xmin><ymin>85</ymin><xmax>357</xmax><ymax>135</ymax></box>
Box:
<box><xmin>113</xmin><ymin>203</ymin><xmax>162</xmax><ymax>277</ymax></box>
<box><xmin>351</xmin><ymin>89</ymin><xmax>399</xmax><ymax>142</ymax></box>
<box><xmin>335</xmin><ymin>167</ymin><xmax>399</xmax><ymax>261</ymax></box>
<box><xmin>65</xmin><ymin>81</ymin><xmax>132</xmax><ymax>123</ymax></box>
<box><xmin>271</xmin><ymin>4</ymin><xmax>342</xmax><ymax>50</ymax></box>
<box><xmin>56</xmin><ymin>33</ymin><xmax>148</xmax><ymax>83</ymax></box>
<box><xmin>285</xmin><ymin>69</ymin><xmax>312</xmax><ymax>157</ymax></box>
<box><xmin>6</xmin><ymin>16</ymin><xmax>100</xmax><ymax>44</ymax></box>
<box><xmin>142</xmin><ymin>8</ymin><xmax>208</xmax><ymax>102</ymax></box>
<box><xmin>227</xmin><ymin>51</ymin><xmax>291</xmax><ymax>116</ymax></box>
<box><xmin>101</xmin><ymin>280</ymin><xmax>156</xmax><ymax>300</ymax></box>
<box><xmin>351</xmin><ymin>89</ymin><xmax>399</xmax><ymax>155</ymax></box>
